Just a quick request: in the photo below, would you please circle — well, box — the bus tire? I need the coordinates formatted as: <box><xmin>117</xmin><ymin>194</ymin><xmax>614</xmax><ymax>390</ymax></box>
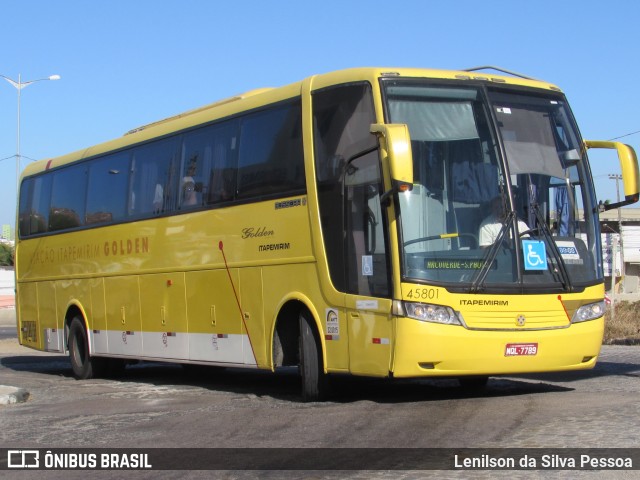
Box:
<box><xmin>299</xmin><ymin>310</ymin><xmax>328</xmax><ymax>402</ymax></box>
<box><xmin>68</xmin><ymin>316</ymin><xmax>105</xmax><ymax>380</ymax></box>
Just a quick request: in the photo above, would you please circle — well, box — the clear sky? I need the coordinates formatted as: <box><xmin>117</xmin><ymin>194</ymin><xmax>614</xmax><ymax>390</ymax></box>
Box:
<box><xmin>1</xmin><ymin>0</ymin><xmax>638</xmax><ymax>230</ymax></box>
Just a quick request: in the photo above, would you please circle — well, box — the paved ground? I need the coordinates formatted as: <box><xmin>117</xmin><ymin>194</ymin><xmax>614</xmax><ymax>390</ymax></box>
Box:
<box><xmin>1</xmin><ymin>330</ymin><xmax>638</xmax><ymax>479</ymax></box>
<box><xmin>2</xmin><ymin>267</ymin><xmax>639</xmax><ymax>478</ymax></box>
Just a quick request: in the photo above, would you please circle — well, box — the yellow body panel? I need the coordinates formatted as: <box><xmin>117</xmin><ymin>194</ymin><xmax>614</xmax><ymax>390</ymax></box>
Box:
<box><xmin>402</xmin><ymin>284</ymin><xmax>605</xmax><ymax>330</ymax></box>
<box><xmin>390</xmin><ymin>283</ymin><xmax>605</xmax><ymax>377</ymax></box>
<box><xmin>15</xmin><ymin>66</ymin><xmax>612</xmax><ymax>381</ymax></box>
<box><xmin>16</xmin><ymin>195</ymin><xmax>319</xmax><ymax>367</ymax></box>
<box><xmin>392</xmin><ymin>316</ymin><xmax>603</xmax><ymax>377</ymax></box>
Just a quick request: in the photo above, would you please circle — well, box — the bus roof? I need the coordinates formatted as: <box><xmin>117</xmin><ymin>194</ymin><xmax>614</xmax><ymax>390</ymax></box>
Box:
<box><xmin>21</xmin><ymin>66</ymin><xmax>562</xmax><ymax>179</ymax></box>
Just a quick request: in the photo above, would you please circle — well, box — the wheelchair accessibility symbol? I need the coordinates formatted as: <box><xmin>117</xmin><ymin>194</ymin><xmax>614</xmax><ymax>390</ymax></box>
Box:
<box><xmin>522</xmin><ymin>240</ymin><xmax>547</xmax><ymax>271</ymax></box>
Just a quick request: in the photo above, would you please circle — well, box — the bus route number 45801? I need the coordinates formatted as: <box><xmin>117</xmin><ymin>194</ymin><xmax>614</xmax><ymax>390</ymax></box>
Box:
<box><xmin>406</xmin><ymin>288</ymin><xmax>439</xmax><ymax>300</ymax></box>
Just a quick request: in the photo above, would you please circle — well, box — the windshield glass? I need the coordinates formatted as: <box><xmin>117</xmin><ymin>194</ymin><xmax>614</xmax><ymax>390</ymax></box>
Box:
<box><xmin>383</xmin><ymin>81</ymin><xmax>601</xmax><ymax>292</ymax></box>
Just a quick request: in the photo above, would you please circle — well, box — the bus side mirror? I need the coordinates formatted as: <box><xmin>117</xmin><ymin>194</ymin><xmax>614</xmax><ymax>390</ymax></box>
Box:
<box><xmin>585</xmin><ymin>140</ymin><xmax>640</xmax><ymax>210</ymax></box>
<box><xmin>370</xmin><ymin>124</ymin><xmax>414</xmax><ymax>193</ymax></box>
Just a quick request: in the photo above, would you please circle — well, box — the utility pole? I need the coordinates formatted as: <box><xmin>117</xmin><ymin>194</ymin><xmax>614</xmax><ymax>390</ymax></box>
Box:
<box><xmin>608</xmin><ymin>174</ymin><xmax>625</xmax><ymax>285</ymax></box>
<box><xmin>610</xmin><ymin>234</ymin><xmax>616</xmax><ymax>323</ymax></box>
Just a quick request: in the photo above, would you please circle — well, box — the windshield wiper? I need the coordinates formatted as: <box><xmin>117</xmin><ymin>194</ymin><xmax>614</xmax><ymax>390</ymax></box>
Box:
<box><xmin>530</xmin><ymin>202</ymin><xmax>573</xmax><ymax>292</ymax></box>
<box><xmin>469</xmin><ymin>211</ymin><xmax>514</xmax><ymax>293</ymax></box>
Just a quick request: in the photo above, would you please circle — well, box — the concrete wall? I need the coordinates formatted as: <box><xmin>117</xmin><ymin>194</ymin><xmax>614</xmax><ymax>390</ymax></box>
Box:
<box><xmin>0</xmin><ymin>268</ymin><xmax>14</xmax><ymax>297</ymax></box>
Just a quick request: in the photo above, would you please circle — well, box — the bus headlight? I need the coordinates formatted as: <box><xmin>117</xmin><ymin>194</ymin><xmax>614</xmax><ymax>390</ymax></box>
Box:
<box><xmin>403</xmin><ymin>302</ymin><xmax>463</xmax><ymax>326</ymax></box>
<box><xmin>572</xmin><ymin>301</ymin><xmax>605</xmax><ymax>323</ymax></box>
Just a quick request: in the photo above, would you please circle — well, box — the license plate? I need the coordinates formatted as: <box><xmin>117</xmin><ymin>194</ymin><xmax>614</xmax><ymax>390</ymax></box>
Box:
<box><xmin>505</xmin><ymin>343</ymin><xmax>538</xmax><ymax>356</ymax></box>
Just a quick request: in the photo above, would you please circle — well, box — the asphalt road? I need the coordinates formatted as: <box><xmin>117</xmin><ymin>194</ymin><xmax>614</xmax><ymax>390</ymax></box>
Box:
<box><xmin>1</xmin><ymin>311</ymin><xmax>639</xmax><ymax>480</ymax></box>
<box><xmin>0</xmin><ymin>326</ymin><xmax>15</xmax><ymax>341</ymax></box>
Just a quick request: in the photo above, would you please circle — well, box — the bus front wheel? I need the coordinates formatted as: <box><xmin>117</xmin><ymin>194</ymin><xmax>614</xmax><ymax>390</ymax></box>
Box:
<box><xmin>68</xmin><ymin>316</ymin><xmax>105</xmax><ymax>380</ymax></box>
<box><xmin>299</xmin><ymin>311</ymin><xmax>328</xmax><ymax>402</ymax></box>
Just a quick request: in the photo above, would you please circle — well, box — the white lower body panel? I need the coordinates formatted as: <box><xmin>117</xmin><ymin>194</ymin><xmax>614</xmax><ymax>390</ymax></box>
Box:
<box><xmin>44</xmin><ymin>328</ymin><xmax>64</xmax><ymax>353</ymax></box>
<box><xmin>88</xmin><ymin>330</ymin><xmax>257</xmax><ymax>366</ymax></box>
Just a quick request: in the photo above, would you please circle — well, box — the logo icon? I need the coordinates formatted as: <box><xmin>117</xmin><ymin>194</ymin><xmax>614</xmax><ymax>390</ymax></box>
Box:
<box><xmin>8</xmin><ymin>450</ymin><xmax>40</xmax><ymax>468</ymax></box>
<box><xmin>522</xmin><ymin>240</ymin><xmax>547</xmax><ymax>271</ymax></box>
<box><xmin>362</xmin><ymin>255</ymin><xmax>373</xmax><ymax>276</ymax></box>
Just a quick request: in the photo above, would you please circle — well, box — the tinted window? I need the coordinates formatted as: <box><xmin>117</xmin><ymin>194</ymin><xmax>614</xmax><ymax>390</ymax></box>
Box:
<box><xmin>313</xmin><ymin>83</ymin><xmax>390</xmax><ymax>296</ymax></box>
<box><xmin>31</xmin><ymin>175</ymin><xmax>53</xmax><ymax>235</ymax></box>
<box><xmin>20</xmin><ymin>98</ymin><xmax>305</xmax><ymax>237</ymax></box>
<box><xmin>129</xmin><ymin>137</ymin><xmax>180</xmax><ymax>217</ymax></box>
<box><xmin>179</xmin><ymin>121</ymin><xmax>239</xmax><ymax>209</ymax></box>
<box><xmin>18</xmin><ymin>180</ymin><xmax>33</xmax><ymax>237</ymax></box>
<box><xmin>180</xmin><ymin>128</ymin><xmax>210</xmax><ymax>209</ymax></box>
<box><xmin>237</xmin><ymin>101</ymin><xmax>304</xmax><ymax>199</ymax></box>
<box><xmin>203</xmin><ymin>121</ymin><xmax>238</xmax><ymax>205</ymax></box>
<box><xmin>49</xmin><ymin>165</ymin><xmax>87</xmax><ymax>231</ymax></box>
<box><xmin>86</xmin><ymin>153</ymin><xmax>130</xmax><ymax>225</ymax></box>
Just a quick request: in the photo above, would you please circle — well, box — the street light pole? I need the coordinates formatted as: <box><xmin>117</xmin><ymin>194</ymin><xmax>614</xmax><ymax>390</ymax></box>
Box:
<box><xmin>1</xmin><ymin>73</ymin><xmax>61</xmax><ymax>188</ymax></box>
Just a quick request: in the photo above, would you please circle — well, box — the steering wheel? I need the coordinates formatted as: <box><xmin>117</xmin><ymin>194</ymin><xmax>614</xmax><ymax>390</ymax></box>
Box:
<box><xmin>518</xmin><ymin>227</ymin><xmax>539</xmax><ymax>238</ymax></box>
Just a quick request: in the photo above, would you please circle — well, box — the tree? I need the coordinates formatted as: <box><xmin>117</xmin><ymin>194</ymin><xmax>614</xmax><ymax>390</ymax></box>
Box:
<box><xmin>0</xmin><ymin>243</ymin><xmax>14</xmax><ymax>266</ymax></box>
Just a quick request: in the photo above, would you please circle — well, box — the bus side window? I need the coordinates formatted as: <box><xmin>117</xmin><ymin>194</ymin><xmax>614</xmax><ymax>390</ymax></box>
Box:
<box><xmin>181</xmin><ymin>125</ymin><xmax>221</xmax><ymax>209</ymax></box>
<box><xmin>206</xmin><ymin>121</ymin><xmax>238</xmax><ymax>205</ymax></box>
<box><xmin>86</xmin><ymin>152</ymin><xmax>130</xmax><ymax>225</ymax></box>
<box><xmin>49</xmin><ymin>164</ymin><xmax>87</xmax><ymax>231</ymax></box>
<box><xmin>18</xmin><ymin>178</ymin><xmax>34</xmax><ymax>237</ymax></box>
<box><xmin>129</xmin><ymin>137</ymin><xmax>180</xmax><ymax>217</ymax></box>
<box><xmin>237</xmin><ymin>101</ymin><xmax>305</xmax><ymax>200</ymax></box>
<box><xmin>30</xmin><ymin>176</ymin><xmax>53</xmax><ymax>235</ymax></box>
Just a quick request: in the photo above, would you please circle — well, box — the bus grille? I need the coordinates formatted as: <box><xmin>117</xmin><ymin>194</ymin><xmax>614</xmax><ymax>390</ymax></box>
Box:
<box><xmin>21</xmin><ymin>321</ymin><xmax>37</xmax><ymax>342</ymax></box>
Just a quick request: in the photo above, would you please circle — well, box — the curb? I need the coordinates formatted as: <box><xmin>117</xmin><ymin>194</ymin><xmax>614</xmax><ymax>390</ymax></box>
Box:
<box><xmin>0</xmin><ymin>385</ymin><xmax>29</xmax><ymax>405</ymax></box>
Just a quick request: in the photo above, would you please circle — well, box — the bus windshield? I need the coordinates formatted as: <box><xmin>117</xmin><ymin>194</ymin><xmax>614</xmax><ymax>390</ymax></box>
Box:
<box><xmin>383</xmin><ymin>81</ymin><xmax>601</xmax><ymax>292</ymax></box>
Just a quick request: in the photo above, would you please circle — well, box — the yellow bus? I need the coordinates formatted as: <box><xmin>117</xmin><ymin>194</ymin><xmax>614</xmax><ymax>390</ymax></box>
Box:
<box><xmin>15</xmin><ymin>67</ymin><xmax>639</xmax><ymax>400</ymax></box>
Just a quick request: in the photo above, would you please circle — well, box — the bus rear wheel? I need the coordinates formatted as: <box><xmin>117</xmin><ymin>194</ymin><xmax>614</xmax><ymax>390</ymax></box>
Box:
<box><xmin>299</xmin><ymin>310</ymin><xmax>328</xmax><ymax>402</ymax></box>
<box><xmin>68</xmin><ymin>316</ymin><xmax>106</xmax><ymax>379</ymax></box>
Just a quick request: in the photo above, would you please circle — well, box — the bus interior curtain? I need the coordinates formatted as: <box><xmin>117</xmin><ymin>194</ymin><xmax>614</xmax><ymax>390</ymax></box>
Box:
<box><xmin>555</xmin><ymin>185</ymin><xmax>574</xmax><ymax>236</ymax></box>
<box><xmin>452</xmin><ymin>160</ymin><xmax>498</xmax><ymax>204</ymax></box>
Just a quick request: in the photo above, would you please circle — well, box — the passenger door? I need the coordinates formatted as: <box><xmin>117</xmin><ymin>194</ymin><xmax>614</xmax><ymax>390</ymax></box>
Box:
<box><xmin>344</xmin><ymin>148</ymin><xmax>394</xmax><ymax>376</ymax></box>
<box><xmin>313</xmin><ymin>82</ymin><xmax>393</xmax><ymax>376</ymax></box>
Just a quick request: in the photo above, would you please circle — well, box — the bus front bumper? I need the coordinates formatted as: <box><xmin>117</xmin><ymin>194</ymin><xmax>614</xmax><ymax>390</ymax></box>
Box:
<box><xmin>391</xmin><ymin>316</ymin><xmax>604</xmax><ymax>378</ymax></box>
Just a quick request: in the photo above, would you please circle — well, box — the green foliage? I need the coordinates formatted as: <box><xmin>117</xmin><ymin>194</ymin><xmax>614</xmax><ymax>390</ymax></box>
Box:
<box><xmin>0</xmin><ymin>243</ymin><xmax>14</xmax><ymax>266</ymax></box>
